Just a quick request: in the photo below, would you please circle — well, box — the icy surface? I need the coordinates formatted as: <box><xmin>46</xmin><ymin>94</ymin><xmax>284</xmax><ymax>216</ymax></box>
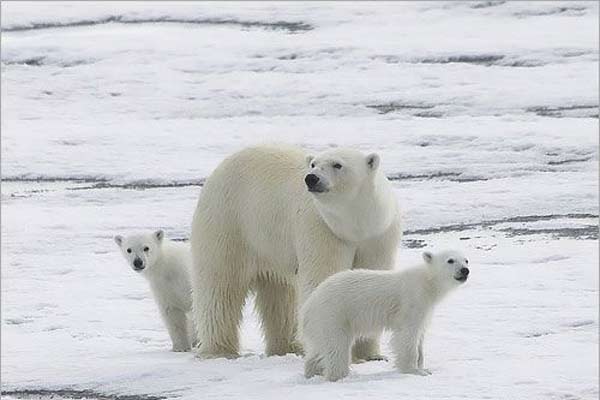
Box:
<box><xmin>1</xmin><ymin>2</ymin><xmax>598</xmax><ymax>400</ymax></box>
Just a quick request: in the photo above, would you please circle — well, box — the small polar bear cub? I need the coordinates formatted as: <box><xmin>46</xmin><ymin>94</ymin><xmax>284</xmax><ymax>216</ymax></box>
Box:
<box><xmin>300</xmin><ymin>250</ymin><xmax>470</xmax><ymax>381</ymax></box>
<box><xmin>114</xmin><ymin>230</ymin><xmax>197</xmax><ymax>352</ymax></box>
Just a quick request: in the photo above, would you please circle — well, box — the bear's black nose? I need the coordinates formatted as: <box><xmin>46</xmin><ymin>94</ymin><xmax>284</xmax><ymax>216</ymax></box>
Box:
<box><xmin>460</xmin><ymin>267</ymin><xmax>469</xmax><ymax>276</ymax></box>
<box><xmin>305</xmin><ymin>174</ymin><xmax>320</xmax><ymax>188</ymax></box>
<box><xmin>133</xmin><ymin>258</ymin><xmax>143</xmax><ymax>269</ymax></box>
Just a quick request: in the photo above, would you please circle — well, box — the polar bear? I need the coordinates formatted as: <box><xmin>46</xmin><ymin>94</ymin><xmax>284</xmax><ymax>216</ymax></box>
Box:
<box><xmin>114</xmin><ymin>230</ymin><xmax>197</xmax><ymax>352</ymax></box>
<box><xmin>190</xmin><ymin>145</ymin><xmax>401</xmax><ymax>359</ymax></box>
<box><xmin>300</xmin><ymin>250</ymin><xmax>470</xmax><ymax>381</ymax></box>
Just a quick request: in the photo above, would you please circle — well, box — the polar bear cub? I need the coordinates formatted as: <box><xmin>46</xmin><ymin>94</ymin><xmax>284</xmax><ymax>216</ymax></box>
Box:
<box><xmin>114</xmin><ymin>230</ymin><xmax>196</xmax><ymax>352</ymax></box>
<box><xmin>300</xmin><ymin>250</ymin><xmax>470</xmax><ymax>381</ymax></box>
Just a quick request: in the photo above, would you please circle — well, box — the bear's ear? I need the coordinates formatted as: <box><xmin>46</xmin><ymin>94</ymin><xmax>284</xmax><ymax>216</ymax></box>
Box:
<box><xmin>154</xmin><ymin>230</ymin><xmax>164</xmax><ymax>242</ymax></box>
<box><xmin>306</xmin><ymin>155</ymin><xmax>314</xmax><ymax>168</ymax></box>
<box><xmin>366</xmin><ymin>153</ymin><xmax>380</xmax><ymax>171</ymax></box>
<box><xmin>422</xmin><ymin>251</ymin><xmax>433</xmax><ymax>264</ymax></box>
<box><xmin>114</xmin><ymin>235</ymin><xmax>123</xmax><ymax>247</ymax></box>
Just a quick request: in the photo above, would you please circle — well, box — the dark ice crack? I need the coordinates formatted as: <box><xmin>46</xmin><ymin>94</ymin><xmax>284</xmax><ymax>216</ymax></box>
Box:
<box><xmin>2</xmin><ymin>16</ymin><xmax>313</xmax><ymax>34</ymax></box>
<box><xmin>0</xmin><ymin>389</ymin><xmax>165</xmax><ymax>400</ymax></box>
<box><xmin>526</xmin><ymin>105</ymin><xmax>599</xmax><ymax>119</ymax></box>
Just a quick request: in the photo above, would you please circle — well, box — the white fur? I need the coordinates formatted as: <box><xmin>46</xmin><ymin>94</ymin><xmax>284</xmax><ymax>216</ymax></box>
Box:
<box><xmin>300</xmin><ymin>250</ymin><xmax>470</xmax><ymax>381</ymax></box>
<box><xmin>114</xmin><ymin>230</ymin><xmax>197</xmax><ymax>352</ymax></box>
<box><xmin>190</xmin><ymin>145</ymin><xmax>401</xmax><ymax>359</ymax></box>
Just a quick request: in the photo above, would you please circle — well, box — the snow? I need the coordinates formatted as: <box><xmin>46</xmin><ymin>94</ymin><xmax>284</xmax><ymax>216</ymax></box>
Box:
<box><xmin>1</xmin><ymin>1</ymin><xmax>598</xmax><ymax>399</ymax></box>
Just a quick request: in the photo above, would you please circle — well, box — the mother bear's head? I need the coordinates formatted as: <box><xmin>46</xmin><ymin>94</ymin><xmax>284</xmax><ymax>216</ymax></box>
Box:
<box><xmin>304</xmin><ymin>148</ymin><xmax>380</xmax><ymax>198</ymax></box>
<box><xmin>303</xmin><ymin>148</ymin><xmax>394</xmax><ymax>242</ymax></box>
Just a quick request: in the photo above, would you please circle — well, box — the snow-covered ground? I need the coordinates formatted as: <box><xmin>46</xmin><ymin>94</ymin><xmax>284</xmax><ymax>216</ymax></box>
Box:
<box><xmin>1</xmin><ymin>2</ymin><xmax>598</xmax><ymax>399</ymax></box>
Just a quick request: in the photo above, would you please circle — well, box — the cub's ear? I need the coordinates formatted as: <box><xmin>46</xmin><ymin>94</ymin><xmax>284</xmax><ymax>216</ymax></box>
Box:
<box><xmin>422</xmin><ymin>251</ymin><xmax>433</xmax><ymax>264</ymax></box>
<box><xmin>366</xmin><ymin>153</ymin><xmax>380</xmax><ymax>171</ymax></box>
<box><xmin>154</xmin><ymin>230</ymin><xmax>164</xmax><ymax>242</ymax></box>
<box><xmin>114</xmin><ymin>235</ymin><xmax>123</xmax><ymax>247</ymax></box>
<box><xmin>306</xmin><ymin>155</ymin><xmax>314</xmax><ymax>168</ymax></box>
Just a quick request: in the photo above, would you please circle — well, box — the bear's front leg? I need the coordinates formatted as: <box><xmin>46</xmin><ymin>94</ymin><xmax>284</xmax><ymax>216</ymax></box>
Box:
<box><xmin>160</xmin><ymin>306</ymin><xmax>191</xmax><ymax>352</ymax></box>
<box><xmin>416</xmin><ymin>332</ymin><xmax>432</xmax><ymax>375</ymax></box>
<box><xmin>255</xmin><ymin>275</ymin><xmax>302</xmax><ymax>356</ymax></box>
<box><xmin>293</xmin><ymin>210</ymin><xmax>357</xmax><ymax>304</ymax></box>
<box><xmin>296</xmin><ymin>237</ymin><xmax>356</xmax><ymax>307</ymax></box>
<box><xmin>392</xmin><ymin>326</ymin><xmax>429</xmax><ymax>375</ymax></box>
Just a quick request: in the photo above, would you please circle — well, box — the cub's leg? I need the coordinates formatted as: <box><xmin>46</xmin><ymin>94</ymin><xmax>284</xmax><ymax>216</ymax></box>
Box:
<box><xmin>322</xmin><ymin>332</ymin><xmax>352</xmax><ymax>382</ymax></box>
<box><xmin>160</xmin><ymin>306</ymin><xmax>191</xmax><ymax>352</ymax></box>
<box><xmin>352</xmin><ymin>223</ymin><xmax>401</xmax><ymax>362</ymax></box>
<box><xmin>392</xmin><ymin>325</ymin><xmax>430</xmax><ymax>375</ymax></box>
<box><xmin>417</xmin><ymin>332</ymin><xmax>431</xmax><ymax>375</ymax></box>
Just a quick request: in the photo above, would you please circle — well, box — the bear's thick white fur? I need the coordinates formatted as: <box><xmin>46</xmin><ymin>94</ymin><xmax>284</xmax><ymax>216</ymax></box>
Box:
<box><xmin>190</xmin><ymin>145</ymin><xmax>401</xmax><ymax>359</ymax></box>
<box><xmin>115</xmin><ymin>230</ymin><xmax>196</xmax><ymax>352</ymax></box>
<box><xmin>300</xmin><ymin>250</ymin><xmax>470</xmax><ymax>381</ymax></box>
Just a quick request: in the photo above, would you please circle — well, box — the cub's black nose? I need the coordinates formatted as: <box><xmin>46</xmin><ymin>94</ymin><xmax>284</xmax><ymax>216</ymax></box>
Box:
<box><xmin>133</xmin><ymin>258</ymin><xmax>143</xmax><ymax>269</ymax></box>
<box><xmin>460</xmin><ymin>267</ymin><xmax>469</xmax><ymax>276</ymax></box>
<box><xmin>305</xmin><ymin>174</ymin><xmax>320</xmax><ymax>188</ymax></box>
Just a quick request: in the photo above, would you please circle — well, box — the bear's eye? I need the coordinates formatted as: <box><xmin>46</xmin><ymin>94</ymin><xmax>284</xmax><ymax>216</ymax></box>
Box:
<box><xmin>143</xmin><ymin>246</ymin><xmax>149</xmax><ymax>252</ymax></box>
<box><xmin>447</xmin><ymin>258</ymin><xmax>455</xmax><ymax>264</ymax></box>
<box><xmin>126</xmin><ymin>248</ymin><xmax>132</xmax><ymax>254</ymax></box>
<box><xmin>465</xmin><ymin>259</ymin><xmax>469</xmax><ymax>264</ymax></box>
<box><xmin>333</xmin><ymin>163</ymin><xmax>342</xmax><ymax>170</ymax></box>
<box><xmin>310</xmin><ymin>162</ymin><xmax>315</xmax><ymax>168</ymax></box>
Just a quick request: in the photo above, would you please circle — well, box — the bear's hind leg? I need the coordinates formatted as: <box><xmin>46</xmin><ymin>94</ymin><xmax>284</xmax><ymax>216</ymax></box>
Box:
<box><xmin>322</xmin><ymin>333</ymin><xmax>352</xmax><ymax>382</ymax></box>
<box><xmin>255</xmin><ymin>274</ymin><xmax>302</xmax><ymax>356</ymax></box>
<box><xmin>352</xmin><ymin>335</ymin><xmax>386</xmax><ymax>362</ymax></box>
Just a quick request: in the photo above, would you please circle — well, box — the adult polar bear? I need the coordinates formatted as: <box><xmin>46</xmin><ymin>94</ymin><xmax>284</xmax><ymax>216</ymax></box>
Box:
<box><xmin>191</xmin><ymin>145</ymin><xmax>401</xmax><ymax>359</ymax></box>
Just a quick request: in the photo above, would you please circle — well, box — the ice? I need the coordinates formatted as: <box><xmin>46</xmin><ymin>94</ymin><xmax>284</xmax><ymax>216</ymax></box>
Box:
<box><xmin>1</xmin><ymin>2</ymin><xmax>598</xmax><ymax>400</ymax></box>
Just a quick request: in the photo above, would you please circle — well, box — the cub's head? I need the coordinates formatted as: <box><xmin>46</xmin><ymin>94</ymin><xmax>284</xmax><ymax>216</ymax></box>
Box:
<box><xmin>304</xmin><ymin>148</ymin><xmax>380</xmax><ymax>200</ymax></box>
<box><xmin>114</xmin><ymin>230</ymin><xmax>164</xmax><ymax>274</ymax></box>
<box><xmin>422</xmin><ymin>250</ymin><xmax>470</xmax><ymax>286</ymax></box>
